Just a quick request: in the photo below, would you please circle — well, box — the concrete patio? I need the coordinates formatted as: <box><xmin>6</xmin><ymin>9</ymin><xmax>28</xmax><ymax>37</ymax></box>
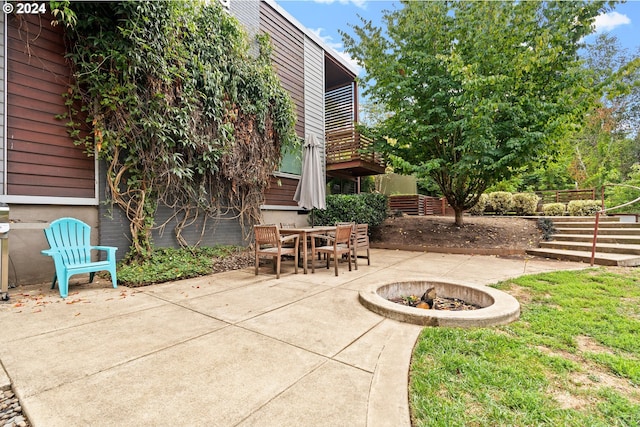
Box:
<box><xmin>0</xmin><ymin>249</ymin><xmax>586</xmax><ymax>427</ymax></box>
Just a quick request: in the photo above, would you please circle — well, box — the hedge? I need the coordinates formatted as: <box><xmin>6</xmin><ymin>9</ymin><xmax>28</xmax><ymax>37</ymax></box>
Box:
<box><xmin>311</xmin><ymin>193</ymin><xmax>388</xmax><ymax>227</ymax></box>
<box><xmin>567</xmin><ymin>199</ymin><xmax>602</xmax><ymax>216</ymax></box>
<box><xmin>468</xmin><ymin>193</ymin><xmax>488</xmax><ymax>215</ymax></box>
<box><xmin>542</xmin><ymin>203</ymin><xmax>566</xmax><ymax>216</ymax></box>
<box><xmin>512</xmin><ymin>193</ymin><xmax>540</xmax><ymax>215</ymax></box>
<box><xmin>487</xmin><ymin>191</ymin><xmax>514</xmax><ymax>215</ymax></box>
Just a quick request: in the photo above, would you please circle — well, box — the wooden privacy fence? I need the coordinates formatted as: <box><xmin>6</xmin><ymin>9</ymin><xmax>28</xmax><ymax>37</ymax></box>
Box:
<box><xmin>536</xmin><ymin>188</ymin><xmax>596</xmax><ymax>204</ymax></box>
<box><xmin>389</xmin><ymin>195</ymin><xmax>453</xmax><ymax>216</ymax></box>
<box><xmin>390</xmin><ymin>189</ymin><xmax>598</xmax><ymax>217</ymax></box>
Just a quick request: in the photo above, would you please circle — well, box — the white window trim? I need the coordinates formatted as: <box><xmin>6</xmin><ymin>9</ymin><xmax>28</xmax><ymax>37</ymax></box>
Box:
<box><xmin>0</xmin><ymin>195</ymin><xmax>98</xmax><ymax>205</ymax></box>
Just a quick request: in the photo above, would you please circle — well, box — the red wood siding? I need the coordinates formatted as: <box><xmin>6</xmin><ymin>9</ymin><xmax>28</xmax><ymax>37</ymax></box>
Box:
<box><xmin>259</xmin><ymin>2</ymin><xmax>305</xmax><ymax>138</ymax></box>
<box><xmin>264</xmin><ymin>176</ymin><xmax>299</xmax><ymax>207</ymax></box>
<box><xmin>7</xmin><ymin>13</ymin><xmax>95</xmax><ymax>198</ymax></box>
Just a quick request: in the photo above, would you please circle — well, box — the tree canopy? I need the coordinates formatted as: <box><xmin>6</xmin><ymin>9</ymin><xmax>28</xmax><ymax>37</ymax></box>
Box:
<box><xmin>342</xmin><ymin>1</ymin><xmax>614</xmax><ymax>225</ymax></box>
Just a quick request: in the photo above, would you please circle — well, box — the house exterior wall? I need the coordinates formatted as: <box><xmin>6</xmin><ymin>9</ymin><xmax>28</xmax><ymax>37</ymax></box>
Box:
<box><xmin>5</xmin><ymin>13</ymin><xmax>95</xmax><ymax>199</ymax></box>
<box><xmin>0</xmin><ymin>12</ymin><xmax>5</xmax><ymax>192</ymax></box>
<box><xmin>98</xmin><ymin>0</ymin><xmax>313</xmax><ymax>252</ymax></box>
<box><xmin>1</xmin><ymin>12</ymin><xmax>98</xmax><ymax>284</ymax></box>
<box><xmin>259</xmin><ymin>1</ymin><xmax>305</xmax><ymax>138</ymax></box>
<box><xmin>229</xmin><ymin>0</ymin><xmax>260</xmax><ymax>55</ymax></box>
<box><xmin>304</xmin><ymin>36</ymin><xmax>325</xmax><ymax>169</ymax></box>
<box><xmin>0</xmin><ymin>1</ymin><xmax>355</xmax><ymax>283</ymax></box>
<box><xmin>98</xmin><ymin>203</ymin><xmax>248</xmax><ymax>263</ymax></box>
<box><xmin>97</xmin><ymin>163</ymin><xmax>248</xmax><ymax>263</ymax></box>
<box><xmin>8</xmin><ymin>205</ymin><xmax>97</xmax><ymax>285</ymax></box>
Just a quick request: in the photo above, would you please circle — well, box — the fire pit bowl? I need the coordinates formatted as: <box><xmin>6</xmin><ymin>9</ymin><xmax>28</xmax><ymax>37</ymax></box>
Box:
<box><xmin>359</xmin><ymin>280</ymin><xmax>520</xmax><ymax>327</ymax></box>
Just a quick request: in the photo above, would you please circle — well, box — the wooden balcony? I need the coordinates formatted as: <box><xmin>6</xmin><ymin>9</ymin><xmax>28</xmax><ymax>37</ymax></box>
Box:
<box><xmin>325</xmin><ymin>129</ymin><xmax>385</xmax><ymax>177</ymax></box>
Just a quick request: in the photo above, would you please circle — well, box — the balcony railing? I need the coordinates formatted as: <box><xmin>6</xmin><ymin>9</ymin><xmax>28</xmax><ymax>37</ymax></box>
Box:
<box><xmin>325</xmin><ymin>128</ymin><xmax>385</xmax><ymax>176</ymax></box>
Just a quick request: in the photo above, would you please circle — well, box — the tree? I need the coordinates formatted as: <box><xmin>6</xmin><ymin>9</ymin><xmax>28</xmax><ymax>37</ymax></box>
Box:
<box><xmin>342</xmin><ymin>1</ymin><xmax>612</xmax><ymax>225</ymax></box>
<box><xmin>569</xmin><ymin>34</ymin><xmax>640</xmax><ymax>188</ymax></box>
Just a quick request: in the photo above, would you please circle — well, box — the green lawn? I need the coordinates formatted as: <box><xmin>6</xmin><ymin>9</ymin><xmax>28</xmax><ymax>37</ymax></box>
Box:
<box><xmin>409</xmin><ymin>268</ymin><xmax>640</xmax><ymax>427</ymax></box>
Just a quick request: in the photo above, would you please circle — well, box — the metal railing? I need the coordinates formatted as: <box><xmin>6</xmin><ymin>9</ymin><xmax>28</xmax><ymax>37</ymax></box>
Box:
<box><xmin>590</xmin><ymin>184</ymin><xmax>640</xmax><ymax>266</ymax></box>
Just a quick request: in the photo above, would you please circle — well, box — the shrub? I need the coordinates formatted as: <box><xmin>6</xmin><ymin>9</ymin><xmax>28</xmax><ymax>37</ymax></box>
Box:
<box><xmin>512</xmin><ymin>193</ymin><xmax>540</xmax><ymax>215</ymax></box>
<box><xmin>487</xmin><ymin>191</ymin><xmax>514</xmax><ymax>215</ymax></box>
<box><xmin>567</xmin><ymin>199</ymin><xmax>602</xmax><ymax>216</ymax></box>
<box><xmin>359</xmin><ymin>193</ymin><xmax>389</xmax><ymax>223</ymax></box>
<box><xmin>468</xmin><ymin>193</ymin><xmax>488</xmax><ymax>215</ymax></box>
<box><xmin>118</xmin><ymin>246</ymin><xmax>243</xmax><ymax>286</ymax></box>
<box><xmin>542</xmin><ymin>203</ymin><xmax>566</xmax><ymax>216</ymax></box>
<box><xmin>311</xmin><ymin>193</ymin><xmax>388</xmax><ymax>228</ymax></box>
<box><xmin>537</xmin><ymin>217</ymin><xmax>557</xmax><ymax>241</ymax></box>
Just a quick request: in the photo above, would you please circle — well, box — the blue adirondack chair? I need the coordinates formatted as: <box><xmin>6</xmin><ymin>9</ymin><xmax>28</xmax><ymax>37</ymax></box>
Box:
<box><xmin>41</xmin><ymin>218</ymin><xmax>118</xmax><ymax>298</ymax></box>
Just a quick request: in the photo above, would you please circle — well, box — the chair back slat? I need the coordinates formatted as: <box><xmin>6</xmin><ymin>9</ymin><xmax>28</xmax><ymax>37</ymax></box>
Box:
<box><xmin>254</xmin><ymin>225</ymin><xmax>280</xmax><ymax>246</ymax></box>
<box><xmin>355</xmin><ymin>224</ymin><xmax>369</xmax><ymax>245</ymax></box>
<box><xmin>334</xmin><ymin>225</ymin><xmax>352</xmax><ymax>245</ymax></box>
<box><xmin>44</xmin><ymin>218</ymin><xmax>93</xmax><ymax>265</ymax></box>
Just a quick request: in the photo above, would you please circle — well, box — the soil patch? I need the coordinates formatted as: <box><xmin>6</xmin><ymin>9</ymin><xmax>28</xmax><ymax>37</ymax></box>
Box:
<box><xmin>211</xmin><ymin>250</ymin><xmax>254</xmax><ymax>273</ymax></box>
<box><xmin>371</xmin><ymin>215</ymin><xmax>542</xmax><ymax>252</ymax></box>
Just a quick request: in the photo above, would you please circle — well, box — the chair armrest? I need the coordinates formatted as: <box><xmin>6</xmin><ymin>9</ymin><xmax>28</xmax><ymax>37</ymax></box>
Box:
<box><xmin>309</xmin><ymin>233</ymin><xmax>334</xmax><ymax>243</ymax></box>
<box><xmin>92</xmin><ymin>245</ymin><xmax>118</xmax><ymax>252</ymax></box>
<box><xmin>280</xmin><ymin>234</ymin><xmax>299</xmax><ymax>243</ymax></box>
<box><xmin>91</xmin><ymin>246</ymin><xmax>118</xmax><ymax>261</ymax></box>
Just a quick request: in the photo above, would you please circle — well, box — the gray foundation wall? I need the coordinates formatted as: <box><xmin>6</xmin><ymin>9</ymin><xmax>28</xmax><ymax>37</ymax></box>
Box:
<box><xmin>8</xmin><ymin>205</ymin><xmax>98</xmax><ymax>285</ymax></box>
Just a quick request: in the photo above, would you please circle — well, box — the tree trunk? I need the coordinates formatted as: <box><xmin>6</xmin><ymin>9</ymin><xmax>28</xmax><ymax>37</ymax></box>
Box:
<box><xmin>454</xmin><ymin>207</ymin><xmax>464</xmax><ymax>227</ymax></box>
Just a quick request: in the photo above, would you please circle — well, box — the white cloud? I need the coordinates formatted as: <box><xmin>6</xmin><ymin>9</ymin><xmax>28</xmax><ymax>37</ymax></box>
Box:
<box><xmin>337</xmin><ymin>51</ymin><xmax>363</xmax><ymax>74</ymax></box>
<box><xmin>310</xmin><ymin>27</ymin><xmax>342</xmax><ymax>51</ymax></box>
<box><xmin>312</xmin><ymin>0</ymin><xmax>366</xmax><ymax>9</ymax></box>
<box><xmin>310</xmin><ymin>27</ymin><xmax>363</xmax><ymax>74</ymax></box>
<box><xmin>594</xmin><ymin>11</ymin><xmax>631</xmax><ymax>33</ymax></box>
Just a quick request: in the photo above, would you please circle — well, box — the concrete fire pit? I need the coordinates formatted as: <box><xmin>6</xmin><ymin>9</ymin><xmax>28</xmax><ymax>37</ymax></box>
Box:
<box><xmin>359</xmin><ymin>280</ymin><xmax>520</xmax><ymax>328</ymax></box>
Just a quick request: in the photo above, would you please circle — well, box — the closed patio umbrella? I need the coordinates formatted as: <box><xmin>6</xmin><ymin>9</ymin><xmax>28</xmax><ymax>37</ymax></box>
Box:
<box><xmin>294</xmin><ymin>134</ymin><xmax>326</xmax><ymax>225</ymax></box>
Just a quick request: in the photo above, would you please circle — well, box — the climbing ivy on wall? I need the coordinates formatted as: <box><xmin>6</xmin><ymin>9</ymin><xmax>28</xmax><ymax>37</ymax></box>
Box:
<box><xmin>56</xmin><ymin>1</ymin><xmax>297</xmax><ymax>259</ymax></box>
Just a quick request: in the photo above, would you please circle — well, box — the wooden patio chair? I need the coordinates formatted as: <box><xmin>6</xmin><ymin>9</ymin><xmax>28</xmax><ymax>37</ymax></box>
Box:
<box><xmin>41</xmin><ymin>217</ymin><xmax>118</xmax><ymax>298</ymax></box>
<box><xmin>279</xmin><ymin>223</ymin><xmax>297</xmax><ymax>250</ymax></box>
<box><xmin>352</xmin><ymin>223</ymin><xmax>370</xmax><ymax>268</ymax></box>
<box><xmin>310</xmin><ymin>224</ymin><xmax>353</xmax><ymax>276</ymax></box>
<box><xmin>254</xmin><ymin>225</ymin><xmax>299</xmax><ymax>279</ymax></box>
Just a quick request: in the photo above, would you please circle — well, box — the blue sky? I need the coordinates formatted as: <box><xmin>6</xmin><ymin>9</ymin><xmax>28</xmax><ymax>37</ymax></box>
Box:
<box><xmin>276</xmin><ymin>0</ymin><xmax>640</xmax><ymax>75</ymax></box>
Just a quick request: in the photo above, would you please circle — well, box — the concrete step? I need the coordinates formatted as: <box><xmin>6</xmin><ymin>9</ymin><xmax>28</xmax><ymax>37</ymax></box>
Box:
<box><xmin>526</xmin><ymin>248</ymin><xmax>640</xmax><ymax>267</ymax></box>
<box><xmin>552</xmin><ymin>234</ymin><xmax>640</xmax><ymax>244</ymax></box>
<box><xmin>542</xmin><ymin>216</ymin><xmax>621</xmax><ymax>223</ymax></box>
<box><xmin>554</xmin><ymin>227</ymin><xmax>640</xmax><ymax>236</ymax></box>
<box><xmin>539</xmin><ymin>240</ymin><xmax>640</xmax><ymax>255</ymax></box>
<box><xmin>553</xmin><ymin>221</ymin><xmax>640</xmax><ymax>229</ymax></box>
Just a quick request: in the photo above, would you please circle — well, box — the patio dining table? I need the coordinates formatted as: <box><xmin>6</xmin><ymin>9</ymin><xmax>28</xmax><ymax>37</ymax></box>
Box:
<box><xmin>279</xmin><ymin>226</ymin><xmax>336</xmax><ymax>274</ymax></box>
